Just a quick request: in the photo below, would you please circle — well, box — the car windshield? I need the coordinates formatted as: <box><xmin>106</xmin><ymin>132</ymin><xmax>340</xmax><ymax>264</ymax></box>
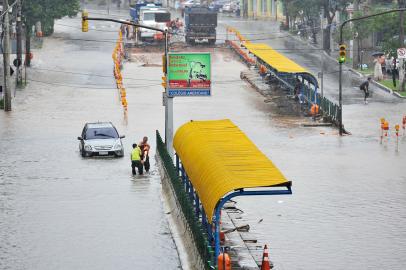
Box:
<box><xmin>155</xmin><ymin>13</ymin><xmax>170</xmax><ymax>22</ymax></box>
<box><xmin>85</xmin><ymin>127</ymin><xmax>118</xmax><ymax>140</ymax></box>
<box><xmin>143</xmin><ymin>13</ymin><xmax>155</xmax><ymax>20</ymax></box>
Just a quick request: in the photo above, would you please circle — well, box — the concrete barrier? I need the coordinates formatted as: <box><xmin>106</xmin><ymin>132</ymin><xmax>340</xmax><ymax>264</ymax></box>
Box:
<box><xmin>156</xmin><ymin>153</ymin><xmax>206</xmax><ymax>270</ymax></box>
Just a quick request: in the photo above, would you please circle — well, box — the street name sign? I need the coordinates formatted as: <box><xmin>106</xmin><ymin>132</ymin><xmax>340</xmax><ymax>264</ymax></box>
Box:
<box><xmin>397</xmin><ymin>48</ymin><xmax>406</xmax><ymax>59</ymax></box>
<box><xmin>168</xmin><ymin>52</ymin><xmax>211</xmax><ymax>97</ymax></box>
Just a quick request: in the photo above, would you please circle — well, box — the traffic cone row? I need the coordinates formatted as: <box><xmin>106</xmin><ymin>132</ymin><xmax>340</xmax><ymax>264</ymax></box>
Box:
<box><xmin>227</xmin><ymin>40</ymin><xmax>256</xmax><ymax>66</ymax></box>
<box><xmin>226</xmin><ymin>26</ymin><xmax>250</xmax><ymax>44</ymax></box>
<box><xmin>112</xmin><ymin>30</ymin><xmax>128</xmax><ymax>111</ymax></box>
<box><xmin>261</xmin><ymin>244</ymin><xmax>271</xmax><ymax>270</ymax></box>
<box><xmin>379</xmin><ymin>116</ymin><xmax>406</xmax><ymax>151</ymax></box>
<box><xmin>226</xmin><ymin>28</ymin><xmax>256</xmax><ymax>66</ymax></box>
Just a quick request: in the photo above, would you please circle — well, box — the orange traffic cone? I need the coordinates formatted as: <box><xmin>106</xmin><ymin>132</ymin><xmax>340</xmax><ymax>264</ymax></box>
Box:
<box><xmin>261</xmin><ymin>245</ymin><xmax>270</xmax><ymax>270</ymax></box>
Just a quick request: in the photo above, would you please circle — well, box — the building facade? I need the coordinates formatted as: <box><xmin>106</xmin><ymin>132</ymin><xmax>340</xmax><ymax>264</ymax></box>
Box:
<box><xmin>242</xmin><ymin>0</ymin><xmax>283</xmax><ymax>20</ymax></box>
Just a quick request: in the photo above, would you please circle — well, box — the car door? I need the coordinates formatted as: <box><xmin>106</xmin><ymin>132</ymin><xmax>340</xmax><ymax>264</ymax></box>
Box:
<box><xmin>79</xmin><ymin>125</ymin><xmax>87</xmax><ymax>152</ymax></box>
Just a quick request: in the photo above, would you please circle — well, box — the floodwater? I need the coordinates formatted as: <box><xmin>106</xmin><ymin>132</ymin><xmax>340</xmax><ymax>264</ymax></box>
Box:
<box><xmin>217</xmin><ymin>16</ymin><xmax>406</xmax><ymax>270</ymax></box>
<box><xmin>0</xmin><ymin>8</ymin><xmax>180</xmax><ymax>270</ymax></box>
<box><xmin>1</xmin><ymin>7</ymin><xmax>405</xmax><ymax>270</ymax></box>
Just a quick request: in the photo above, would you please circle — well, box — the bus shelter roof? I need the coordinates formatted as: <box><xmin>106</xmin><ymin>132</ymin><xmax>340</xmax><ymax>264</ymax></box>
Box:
<box><xmin>244</xmin><ymin>43</ymin><xmax>309</xmax><ymax>74</ymax></box>
<box><xmin>173</xmin><ymin>119</ymin><xmax>291</xmax><ymax>223</ymax></box>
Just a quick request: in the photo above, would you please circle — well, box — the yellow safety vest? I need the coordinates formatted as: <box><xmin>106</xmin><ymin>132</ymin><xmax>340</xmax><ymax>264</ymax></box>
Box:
<box><xmin>131</xmin><ymin>147</ymin><xmax>141</xmax><ymax>161</ymax></box>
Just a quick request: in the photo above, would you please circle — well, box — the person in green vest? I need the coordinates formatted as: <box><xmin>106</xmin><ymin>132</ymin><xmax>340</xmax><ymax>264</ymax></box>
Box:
<box><xmin>131</xmin><ymin>143</ymin><xmax>143</xmax><ymax>175</ymax></box>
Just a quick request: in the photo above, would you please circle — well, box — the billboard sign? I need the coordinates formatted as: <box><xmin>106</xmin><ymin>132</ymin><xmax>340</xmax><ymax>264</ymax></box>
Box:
<box><xmin>168</xmin><ymin>52</ymin><xmax>211</xmax><ymax>96</ymax></box>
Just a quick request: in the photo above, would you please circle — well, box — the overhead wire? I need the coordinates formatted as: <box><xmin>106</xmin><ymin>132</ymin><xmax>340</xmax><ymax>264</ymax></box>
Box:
<box><xmin>0</xmin><ymin>0</ymin><xmax>18</xmax><ymax>19</ymax></box>
<box><xmin>27</xmin><ymin>66</ymin><xmax>264</xmax><ymax>85</ymax></box>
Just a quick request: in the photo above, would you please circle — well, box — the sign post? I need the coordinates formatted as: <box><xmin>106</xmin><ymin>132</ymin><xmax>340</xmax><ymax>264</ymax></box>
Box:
<box><xmin>398</xmin><ymin>48</ymin><xmax>406</xmax><ymax>92</ymax></box>
<box><xmin>168</xmin><ymin>52</ymin><xmax>211</xmax><ymax>97</ymax></box>
<box><xmin>397</xmin><ymin>48</ymin><xmax>406</xmax><ymax>59</ymax></box>
<box><xmin>165</xmin><ymin>52</ymin><xmax>211</xmax><ymax>157</ymax></box>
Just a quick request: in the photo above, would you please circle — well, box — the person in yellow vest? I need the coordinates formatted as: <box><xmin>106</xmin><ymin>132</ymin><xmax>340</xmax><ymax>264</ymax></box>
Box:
<box><xmin>131</xmin><ymin>143</ymin><xmax>143</xmax><ymax>175</ymax></box>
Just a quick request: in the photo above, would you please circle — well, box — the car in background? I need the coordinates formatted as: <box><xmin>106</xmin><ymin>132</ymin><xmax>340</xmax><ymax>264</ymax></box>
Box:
<box><xmin>222</xmin><ymin>1</ymin><xmax>239</xmax><ymax>13</ymax></box>
<box><xmin>181</xmin><ymin>0</ymin><xmax>199</xmax><ymax>9</ymax></box>
<box><xmin>78</xmin><ymin>122</ymin><xmax>125</xmax><ymax>157</ymax></box>
<box><xmin>208</xmin><ymin>1</ymin><xmax>224</xmax><ymax>12</ymax></box>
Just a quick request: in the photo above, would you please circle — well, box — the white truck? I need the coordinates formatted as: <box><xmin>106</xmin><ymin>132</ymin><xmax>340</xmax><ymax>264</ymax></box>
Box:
<box><xmin>139</xmin><ymin>5</ymin><xmax>171</xmax><ymax>42</ymax></box>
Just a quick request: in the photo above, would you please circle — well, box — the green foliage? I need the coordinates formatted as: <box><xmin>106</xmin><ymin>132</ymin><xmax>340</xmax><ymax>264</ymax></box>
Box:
<box><xmin>352</xmin><ymin>11</ymin><xmax>374</xmax><ymax>40</ymax></box>
<box><xmin>0</xmin><ymin>98</ymin><xmax>4</xmax><ymax>110</ymax></box>
<box><xmin>282</xmin><ymin>0</ymin><xmax>322</xmax><ymax>21</ymax></box>
<box><xmin>23</xmin><ymin>0</ymin><xmax>80</xmax><ymax>36</ymax></box>
<box><xmin>351</xmin><ymin>5</ymin><xmax>406</xmax><ymax>57</ymax></box>
<box><xmin>321</xmin><ymin>0</ymin><xmax>352</xmax><ymax>21</ymax></box>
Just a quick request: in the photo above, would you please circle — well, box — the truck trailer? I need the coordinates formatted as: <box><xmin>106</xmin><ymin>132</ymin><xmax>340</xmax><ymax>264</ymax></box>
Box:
<box><xmin>184</xmin><ymin>6</ymin><xmax>217</xmax><ymax>45</ymax></box>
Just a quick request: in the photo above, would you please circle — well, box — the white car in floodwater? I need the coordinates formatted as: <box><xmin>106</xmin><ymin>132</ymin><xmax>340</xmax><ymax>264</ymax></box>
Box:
<box><xmin>78</xmin><ymin>122</ymin><xmax>125</xmax><ymax>157</ymax></box>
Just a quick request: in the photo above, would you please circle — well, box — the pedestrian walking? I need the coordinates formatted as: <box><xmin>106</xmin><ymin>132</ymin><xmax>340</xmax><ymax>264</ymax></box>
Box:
<box><xmin>126</xmin><ymin>24</ymin><xmax>130</xmax><ymax>39</ymax></box>
<box><xmin>120</xmin><ymin>24</ymin><xmax>126</xmax><ymax>36</ymax></box>
<box><xmin>360</xmin><ymin>77</ymin><xmax>371</xmax><ymax>104</ymax></box>
<box><xmin>392</xmin><ymin>57</ymin><xmax>398</xmax><ymax>88</ymax></box>
<box><xmin>139</xmin><ymin>136</ymin><xmax>150</xmax><ymax>173</ymax></box>
<box><xmin>131</xmin><ymin>143</ymin><xmax>143</xmax><ymax>175</ymax></box>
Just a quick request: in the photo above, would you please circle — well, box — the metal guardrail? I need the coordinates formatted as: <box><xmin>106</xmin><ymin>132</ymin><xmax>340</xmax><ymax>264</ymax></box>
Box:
<box><xmin>156</xmin><ymin>131</ymin><xmax>215</xmax><ymax>270</ymax></box>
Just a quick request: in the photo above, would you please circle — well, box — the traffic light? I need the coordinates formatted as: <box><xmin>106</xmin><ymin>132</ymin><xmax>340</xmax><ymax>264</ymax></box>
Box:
<box><xmin>162</xmin><ymin>76</ymin><xmax>167</xmax><ymax>88</ymax></box>
<box><xmin>162</xmin><ymin>54</ymin><xmax>167</xmax><ymax>74</ymax></box>
<box><xmin>338</xmin><ymin>44</ymin><xmax>346</xmax><ymax>63</ymax></box>
<box><xmin>82</xmin><ymin>10</ymin><xmax>89</xmax><ymax>32</ymax></box>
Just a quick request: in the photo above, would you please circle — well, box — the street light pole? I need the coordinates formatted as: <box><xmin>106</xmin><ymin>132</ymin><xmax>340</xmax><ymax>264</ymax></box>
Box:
<box><xmin>3</xmin><ymin>0</ymin><xmax>12</xmax><ymax>111</ymax></box>
<box><xmin>164</xmin><ymin>30</ymin><xmax>174</xmax><ymax>157</ymax></box>
<box><xmin>338</xmin><ymin>8</ymin><xmax>406</xmax><ymax>136</ymax></box>
<box><xmin>84</xmin><ymin>17</ymin><xmax>174</xmax><ymax>155</ymax></box>
<box><xmin>16</xmin><ymin>0</ymin><xmax>23</xmax><ymax>86</ymax></box>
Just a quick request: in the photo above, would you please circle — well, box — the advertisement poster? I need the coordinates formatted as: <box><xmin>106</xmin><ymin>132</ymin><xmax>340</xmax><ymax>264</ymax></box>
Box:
<box><xmin>168</xmin><ymin>53</ymin><xmax>211</xmax><ymax>96</ymax></box>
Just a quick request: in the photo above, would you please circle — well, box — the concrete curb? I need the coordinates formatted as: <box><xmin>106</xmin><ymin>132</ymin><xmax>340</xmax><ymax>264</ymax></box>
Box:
<box><xmin>371</xmin><ymin>81</ymin><xmax>393</xmax><ymax>94</ymax></box>
<box><xmin>393</xmin><ymin>91</ymin><xmax>406</xmax><ymax>99</ymax></box>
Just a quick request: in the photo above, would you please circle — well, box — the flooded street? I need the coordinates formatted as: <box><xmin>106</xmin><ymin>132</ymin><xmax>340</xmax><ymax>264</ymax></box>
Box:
<box><xmin>1</xmin><ymin>6</ymin><xmax>406</xmax><ymax>270</ymax></box>
<box><xmin>0</xmin><ymin>10</ymin><xmax>180</xmax><ymax>270</ymax></box>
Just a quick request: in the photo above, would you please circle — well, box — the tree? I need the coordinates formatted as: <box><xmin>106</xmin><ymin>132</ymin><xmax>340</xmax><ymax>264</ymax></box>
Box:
<box><xmin>297</xmin><ymin>0</ymin><xmax>322</xmax><ymax>43</ymax></box>
<box><xmin>399</xmin><ymin>0</ymin><xmax>405</xmax><ymax>47</ymax></box>
<box><xmin>22</xmin><ymin>0</ymin><xmax>80</xmax><ymax>66</ymax></box>
<box><xmin>23</xmin><ymin>0</ymin><xmax>79</xmax><ymax>36</ymax></box>
<box><xmin>399</xmin><ymin>0</ymin><xmax>406</xmax><ymax>91</ymax></box>
<box><xmin>321</xmin><ymin>0</ymin><xmax>352</xmax><ymax>52</ymax></box>
<box><xmin>281</xmin><ymin>0</ymin><xmax>322</xmax><ymax>40</ymax></box>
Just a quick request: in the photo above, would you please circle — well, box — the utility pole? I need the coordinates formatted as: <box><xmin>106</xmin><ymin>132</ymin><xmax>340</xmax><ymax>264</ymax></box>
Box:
<box><xmin>400</xmin><ymin>0</ymin><xmax>405</xmax><ymax>47</ymax></box>
<box><xmin>352</xmin><ymin>0</ymin><xmax>360</xmax><ymax>69</ymax></box>
<box><xmin>16</xmin><ymin>0</ymin><xmax>23</xmax><ymax>86</ymax></box>
<box><xmin>164</xmin><ymin>30</ymin><xmax>174</xmax><ymax>158</ymax></box>
<box><xmin>3</xmin><ymin>0</ymin><xmax>12</xmax><ymax>111</ymax></box>
<box><xmin>107</xmin><ymin>0</ymin><xmax>110</xmax><ymax>15</ymax></box>
<box><xmin>399</xmin><ymin>0</ymin><xmax>406</xmax><ymax>92</ymax></box>
<box><xmin>320</xmin><ymin>8</ymin><xmax>324</xmax><ymax>98</ymax></box>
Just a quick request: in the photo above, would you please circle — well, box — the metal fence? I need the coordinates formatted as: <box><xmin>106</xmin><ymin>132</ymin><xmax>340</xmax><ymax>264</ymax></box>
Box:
<box><xmin>156</xmin><ymin>130</ymin><xmax>215</xmax><ymax>270</ymax></box>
